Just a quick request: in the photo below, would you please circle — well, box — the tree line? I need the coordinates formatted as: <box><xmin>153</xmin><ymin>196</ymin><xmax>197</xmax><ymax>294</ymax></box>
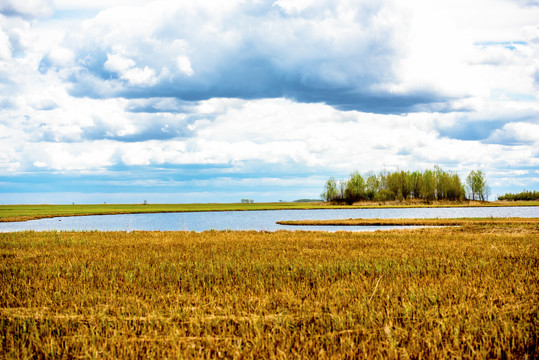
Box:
<box><xmin>497</xmin><ymin>190</ymin><xmax>539</xmax><ymax>201</ymax></box>
<box><xmin>322</xmin><ymin>167</ymin><xmax>488</xmax><ymax>204</ymax></box>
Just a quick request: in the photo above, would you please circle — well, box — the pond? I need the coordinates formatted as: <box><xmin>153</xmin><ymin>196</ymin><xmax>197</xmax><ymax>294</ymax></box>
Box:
<box><xmin>0</xmin><ymin>206</ymin><xmax>537</xmax><ymax>232</ymax></box>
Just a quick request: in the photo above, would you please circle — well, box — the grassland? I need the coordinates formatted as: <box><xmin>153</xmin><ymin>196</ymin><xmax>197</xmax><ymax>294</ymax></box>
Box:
<box><xmin>1</xmin><ymin>222</ymin><xmax>538</xmax><ymax>358</ymax></box>
<box><xmin>0</xmin><ymin>203</ymin><xmax>324</xmax><ymax>223</ymax></box>
<box><xmin>1</xmin><ymin>200</ymin><xmax>537</xmax><ymax>223</ymax></box>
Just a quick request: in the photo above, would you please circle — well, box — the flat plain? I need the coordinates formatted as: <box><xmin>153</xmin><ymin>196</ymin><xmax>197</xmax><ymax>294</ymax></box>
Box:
<box><xmin>1</xmin><ymin>219</ymin><xmax>538</xmax><ymax>358</ymax></box>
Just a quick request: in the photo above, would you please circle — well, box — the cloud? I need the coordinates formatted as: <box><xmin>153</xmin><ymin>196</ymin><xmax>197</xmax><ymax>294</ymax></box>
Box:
<box><xmin>1</xmin><ymin>0</ymin><xmax>539</xmax><ymax>202</ymax></box>
<box><xmin>0</xmin><ymin>15</ymin><xmax>33</xmax><ymax>58</ymax></box>
<box><xmin>29</xmin><ymin>0</ymin><xmax>537</xmax><ymax>117</ymax></box>
<box><xmin>512</xmin><ymin>0</ymin><xmax>539</xmax><ymax>7</ymax></box>
<box><xmin>103</xmin><ymin>53</ymin><xmax>160</xmax><ymax>86</ymax></box>
<box><xmin>80</xmin><ymin>114</ymin><xmax>194</xmax><ymax>142</ymax></box>
<box><xmin>437</xmin><ymin>118</ymin><xmax>510</xmax><ymax>142</ymax></box>
<box><xmin>0</xmin><ymin>0</ymin><xmax>53</xmax><ymax>18</ymax></box>
<box><xmin>42</xmin><ymin>0</ymin><xmax>461</xmax><ymax>114</ymax></box>
<box><xmin>486</xmin><ymin>122</ymin><xmax>539</xmax><ymax>145</ymax></box>
<box><xmin>0</xmin><ymin>27</ymin><xmax>10</xmax><ymax>58</ymax></box>
<box><xmin>125</xmin><ymin>98</ymin><xmax>196</xmax><ymax>113</ymax></box>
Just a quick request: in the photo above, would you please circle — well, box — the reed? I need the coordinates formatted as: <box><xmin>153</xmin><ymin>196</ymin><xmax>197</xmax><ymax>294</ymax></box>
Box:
<box><xmin>1</xmin><ymin>223</ymin><xmax>538</xmax><ymax>358</ymax></box>
<box><xmin>277</xmin><ymin>217</ymin><xmax>539</xmax><ymax>227</ymax></box>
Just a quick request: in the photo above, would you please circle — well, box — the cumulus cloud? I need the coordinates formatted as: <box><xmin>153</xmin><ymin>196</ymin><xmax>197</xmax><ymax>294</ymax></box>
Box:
<box><xmin>487</xmin><ymin>122</ymin><xmax>539</xmax><ymax>145</ymax></box>
<box><xmin>1</xmin><ymin>0</ymin><xmax>539</xmax><ymax>202</ymax></box>
<box><xmin>5</xmin><ymin>98</ymin><xmax>527</xmax><ymax>173</ymax></box>
<box><xmin>42</xmin><ymin>0</ymin><xmax>461</xmax><ymax>114</ymax></box>
<box><xmin>0</xmin><ymin>15</ymin><xmax>33</xmax><ymax>58</ymax></box>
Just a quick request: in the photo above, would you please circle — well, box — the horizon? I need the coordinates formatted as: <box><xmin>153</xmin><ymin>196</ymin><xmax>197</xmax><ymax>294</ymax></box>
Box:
<box><xmin>1</xmin><ymin>0</ymin><xmax>538</xmax><ymax>204</ymax></box>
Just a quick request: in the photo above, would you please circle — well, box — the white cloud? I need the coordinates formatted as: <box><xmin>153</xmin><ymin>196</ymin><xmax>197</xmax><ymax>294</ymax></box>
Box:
<box><xmin>0</xmin><ymin>0</ymin><xmax>53</xmax><ymax>18</ymax></box>
<box><xmin>104</xmin><ymin>53</ymin><xmax>135</xmax><ymax>73</ymax></box>
<box><xmin>123</xmin><ymin>66</ymin><xmax>158</xmax><ymax>86</ymax></box>
<box><xmin>0</xmin><ymin>0</ymin><xmax>538</xmax><ymax>201</ymax></box>
<box><xmin>53</xmin><ymin>0</ymin><xmax>150</xmax><ymax>12</ymax></box>
<box><xmin>488</xmin><ymin>122</ymin><xmax>539</xmax><ymax>144</ymax></box>
<box><xmin>176</xmin><ymin>55</ymin><xmax>194</xmax><ymax>76</ymax></box>
<box><xmin>104</xmin><ymin>53</ymin><xmax>158</xmax><ymax>86</ymax></box>
<box><xmin>273</xmin><ymin>0</ymin><xmax>315</xmax><ymax>14</ymax></box>
<box><xmin>0</xmin><ymin>27</ymin><xmax>10</xmax><ymax>58</ymax></box>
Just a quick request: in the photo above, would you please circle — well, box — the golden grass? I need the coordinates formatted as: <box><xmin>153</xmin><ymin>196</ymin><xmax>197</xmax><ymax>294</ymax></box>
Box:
<box><xmin>277</xmin><ymin>217</ymin><xmax>539</xmax><ymax>227</ymax></box>
<box><xmin>1</xmin><ymin>223</ymin><xmax>538</xmax><ymax>358</ymax></box>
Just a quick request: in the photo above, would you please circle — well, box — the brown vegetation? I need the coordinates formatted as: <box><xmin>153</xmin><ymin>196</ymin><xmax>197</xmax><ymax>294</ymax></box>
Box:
<box><xmin>277</xmin><ymin>217</ymin><xmax>539</xmax><ymax>227</ymax></box>
<box><xmin>1</xmin><ymin>223</ymin><xmax>538</xmax><ymax>358</ymax></box>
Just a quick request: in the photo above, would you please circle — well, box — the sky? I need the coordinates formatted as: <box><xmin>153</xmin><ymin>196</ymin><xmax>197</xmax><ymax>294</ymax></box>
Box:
<box><xmin>0</xmin><ymin>0</ymin><xmax>538</xmax><ymax>204</ymax></box>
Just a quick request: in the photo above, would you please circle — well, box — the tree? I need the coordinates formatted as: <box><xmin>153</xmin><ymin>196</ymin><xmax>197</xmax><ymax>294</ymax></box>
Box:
<box><xmin>498</xmin><ymin>190</ymin><xmax>539</xmax><ymax>201</ymax></box>
<box><xmin>421</xmin><ymin>169</ymin><xmax>436</xmax><ymax>203</ymax></box>
<box><xmin>434</xmin><ymin>165</ymin><xmax>447</xmax><ymax>200</ymax></box>
<box><xmin>409</xmin><ymin>171</ymin><xmax>423</xmax><ymax>199</ymax></box>
<box><xmin>448</xmin><ymin>173</ymin><xmax>466</xmax><ymax>201</ymax></box>
<box><xmin>321</xmin><ymin>177</ymin><xmax>339</xmax><ymax>202</ymax></box>
<box><xmin>323</xmin><ymin>167</ymin><xmax>470</xmax><ymax>204</ymax></box>
<box><xmin>344</xmin><ymin>171</ymin><xmax>365</xmax><ymax>204</ymax></box>
<box><xmin>338</xmin><ymin>179</ymin><xmax>346</xmax><ymax>202</ymax></box>
<box><xmin>466</xmin><ymin>170</ymin><xmax>487</xmax><ymax>201</ymax></box>
<box><xmin>378</xmin><ymin>171</ymin><xmax>396</xmax><ymax>201</ymax></box>
<box><xmin>384</xmin><ymin>171</ymin><xmax>400</xmax><ymax>200</ymax></box>
<box><xmin>400</xmin><ymin>171</ymin><xmax>413</xmax><ymax>200</ymax></box>
<box><xmin>365</xmin><ymin>173</ymin><xmax>380</xmax><ymax>201</ymax></box>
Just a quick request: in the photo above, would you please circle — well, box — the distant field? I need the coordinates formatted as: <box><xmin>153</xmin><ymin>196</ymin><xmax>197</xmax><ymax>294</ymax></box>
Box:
<box><xmin>1</xmin><ymin>201</ymin><xmax>537</xmax><ymax>223</ymax></box>
<box><xmin>1</xmin><ymin>222</ymin><xmax>537</xmax><ymax>358</ymax></box>
<box><xmin>0</xmin><ymin>203</ymin><xmax>324</xmax><ymax>223</ymax></box>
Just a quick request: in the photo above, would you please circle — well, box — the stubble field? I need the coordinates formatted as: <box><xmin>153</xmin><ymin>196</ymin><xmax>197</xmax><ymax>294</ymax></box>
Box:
<box><xmin>1</xmin><ymin>221</ymin><xmax>538</xmax><ymax>358</ymax></box>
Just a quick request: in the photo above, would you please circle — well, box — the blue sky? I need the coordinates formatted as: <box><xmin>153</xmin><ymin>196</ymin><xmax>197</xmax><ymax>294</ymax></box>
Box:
<box><xmin>0</xmin><ymin>0</ymin><xmax>538</xmax><ymax>204</ymax></box>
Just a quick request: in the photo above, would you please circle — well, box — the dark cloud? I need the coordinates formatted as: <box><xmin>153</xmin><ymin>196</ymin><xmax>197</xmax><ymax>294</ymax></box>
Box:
<box><xmin>67</xmin><ymin>56</ymin><xmax>454</xmax><ymax>115</ymax></box>
<box><xmin>438</xmin><ymin>120</ymin><xmax>507</xmax><ymax>141</ymax></box>
<box><xmin>58</xmin><ymin>0</ymin><xmax>459</xmax><ymax>115</ymax></box>
<box><xmin>79</xmin><ymin>117</ymin><xmax>195</xmax><ymax>142</ymax></box>
<box><xmin>125</xmin><ymin>98</ymin><xmax>196</xmax><ymax>114</ymax></box>
<box><xmin>437</xmin><ymin>110</ymin><xmax>539</xmax><ymax>144</ymax></box>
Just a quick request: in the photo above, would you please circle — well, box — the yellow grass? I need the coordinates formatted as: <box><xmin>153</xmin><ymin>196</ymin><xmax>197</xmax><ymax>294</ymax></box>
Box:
<box><xmin>277</xmin><ymin>217</ymin><xmax>539</xmax><ymax>227</ymax></box>
<box><xmin>1</xmin><ymin>222</ymin><xmax>538</xmax><ymax>358</ymax></box>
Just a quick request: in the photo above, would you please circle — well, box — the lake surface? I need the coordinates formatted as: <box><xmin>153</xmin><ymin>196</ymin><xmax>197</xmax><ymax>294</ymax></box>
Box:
<box><xmin>0</xmin><ymin>206</ymin><xmax>537</xmax><ymax>232</ymax></box>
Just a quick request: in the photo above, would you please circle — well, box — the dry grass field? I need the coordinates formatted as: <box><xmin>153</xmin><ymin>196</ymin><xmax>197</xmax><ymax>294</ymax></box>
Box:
<box><xmin>1</xmin><ymin>221</ymin><xmax>538</xmax><ymax>358</ymax></box>
<box><xmin>277</xmin><ymin>217</ymin><xmax>539</xmax><ymax>227</ymax></box>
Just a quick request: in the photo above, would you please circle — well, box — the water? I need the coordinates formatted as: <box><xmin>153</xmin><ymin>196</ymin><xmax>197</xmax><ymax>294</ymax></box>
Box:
<box><xmin>0</xmin><ymin>206</ymin><xmax>537</xmax><ymax>232</ymax></box>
